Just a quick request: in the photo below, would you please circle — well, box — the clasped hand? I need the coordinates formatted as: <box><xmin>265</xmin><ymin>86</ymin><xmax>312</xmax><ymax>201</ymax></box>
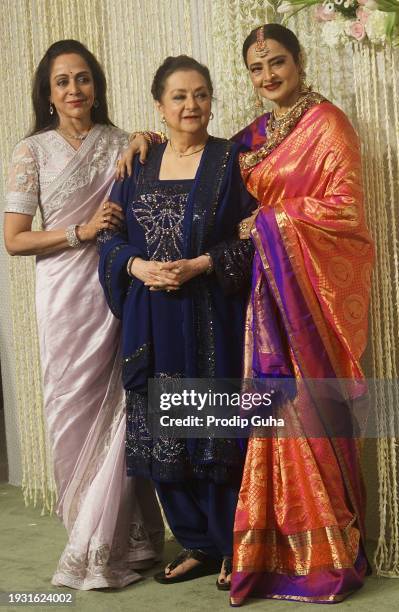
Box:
<box><xmin>130</xmin><ymin>257</ymin><xmax>207</xmax><ymax>291</ymax></box>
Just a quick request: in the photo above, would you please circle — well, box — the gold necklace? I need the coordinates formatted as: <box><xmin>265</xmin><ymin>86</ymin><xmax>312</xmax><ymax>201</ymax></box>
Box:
<box><xmin>269</xmin><ymin>94</ymin><xmax>308</xmax><ymax>133</ymax></box>
<box><xmin>169</xmin><ymin>140</ymin><xmax>206</xmax><ymax>158</ymax></box>
<box><xmin>240</xmin><ymin>92</ymin><xmax>325</xmax><ymax>171</ymax></box>
<box><xmin>272</xmin><ymin>94</ymin><xmax>306</xmax><ymax>122</ymax></box>
<box><xmin>58</xmin><ymin>124</ymin><xmax>93</xmax><ymax>141</ymax></box>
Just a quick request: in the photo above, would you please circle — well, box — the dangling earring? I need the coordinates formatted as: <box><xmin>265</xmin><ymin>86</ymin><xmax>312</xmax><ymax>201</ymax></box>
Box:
<box><xmin>93</xmin><ymin>99</ymin><xmax>100</xmax><ymax>109</ymax></box>
<box><xmin>49</xmin><ymin>102</ymin><xmax>54</xmax><ymax>115</ymax></box>
<box><xmin>254</xmin><ymin>91</ymin><xmax>263</xmax><ymax>110</ymax></box>
<box><xmin>298</xmin><ymin>56</ymin><xmax>312</xmax><ymax>94</ymax></box>
<box><xmin>209</xmin><ymin>111</ymin><xmax>214</xmax><ymax>120</ymax></box>
<box><xmin>299</xmin><ymin>69</ymin><xmax>311</xmax><ymax>93</ymax></box>
<box><xmin>161</xmin><ymin>115</ymin><xmax>167</xmax><ymax>126</ymax></box>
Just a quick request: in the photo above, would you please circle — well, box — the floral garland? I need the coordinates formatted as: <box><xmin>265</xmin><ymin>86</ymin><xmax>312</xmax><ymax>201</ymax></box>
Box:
<box><xmin>275</xmin><ymin>0</ymin><xmax>399</xmax><ymax>46</ymax></box>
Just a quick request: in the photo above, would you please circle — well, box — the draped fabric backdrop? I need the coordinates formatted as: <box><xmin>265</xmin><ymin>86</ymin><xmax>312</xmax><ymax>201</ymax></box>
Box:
<box><xmin>0</xmin><ymin>0</ymin><xmax>398</xmax><ymax>576</ymax></box>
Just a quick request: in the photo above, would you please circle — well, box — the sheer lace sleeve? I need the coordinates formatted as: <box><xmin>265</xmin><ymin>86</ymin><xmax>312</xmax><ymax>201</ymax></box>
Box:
<box><xmin>5</xmin><ymin>140</ymin><xmax>39</xmax><ymax>216</ymax></box>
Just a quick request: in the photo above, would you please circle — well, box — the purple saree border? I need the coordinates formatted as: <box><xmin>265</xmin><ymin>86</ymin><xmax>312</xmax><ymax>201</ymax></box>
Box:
<box><xmin>253</xmin><ymin>208</ymin><xmax>336</xmax><ymax>379</ymax></box>
<box><xmin>231</xmin><ymin>548</ymin><xmax>368</xmax><ymax>606</ymax></box>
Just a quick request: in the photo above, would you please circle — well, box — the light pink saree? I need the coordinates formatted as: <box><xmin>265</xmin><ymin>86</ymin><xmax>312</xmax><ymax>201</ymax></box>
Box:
<box><xmin>5</xmin><ymin>125</ymin><xmax>164</xmax><ymax>589</ymax></box>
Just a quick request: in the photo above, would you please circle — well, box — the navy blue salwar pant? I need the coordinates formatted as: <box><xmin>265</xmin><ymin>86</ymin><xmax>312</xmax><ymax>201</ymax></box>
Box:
<box><xmin>155</xmin><ymin>479</ymin><xmax>240</xmax><ymax>559</ymax></box>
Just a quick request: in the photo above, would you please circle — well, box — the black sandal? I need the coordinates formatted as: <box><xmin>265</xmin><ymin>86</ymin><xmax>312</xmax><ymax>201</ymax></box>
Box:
<box><xmin>154</xmin><ymin>548</ymin><xmax>220</xmax><ymax>584</ymax></box>
<box><xmin>216</xmin><ymin>556</ymin><xmax>232</xmax><ymax>591</ymax></box>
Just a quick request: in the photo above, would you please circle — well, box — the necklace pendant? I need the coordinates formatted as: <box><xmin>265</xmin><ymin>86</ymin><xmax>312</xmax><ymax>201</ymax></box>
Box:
<box><xmin>58</xmin><ymin>124</ymin><xmax>92</xmax><ymax>141</ymax></box>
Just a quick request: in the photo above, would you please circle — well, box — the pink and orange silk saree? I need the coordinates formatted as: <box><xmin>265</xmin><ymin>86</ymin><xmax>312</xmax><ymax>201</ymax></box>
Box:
<box><xmin>230</xmin><ymin>94</ymin><xmax>374</xmax><ymax>605</ymax></box>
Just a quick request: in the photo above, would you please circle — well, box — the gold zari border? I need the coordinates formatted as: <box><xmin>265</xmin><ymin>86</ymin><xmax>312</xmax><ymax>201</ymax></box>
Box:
<box><xmin>234</xmin><ymin>517</ymin><xmax>360</xmax><ymax>575</ymax></box>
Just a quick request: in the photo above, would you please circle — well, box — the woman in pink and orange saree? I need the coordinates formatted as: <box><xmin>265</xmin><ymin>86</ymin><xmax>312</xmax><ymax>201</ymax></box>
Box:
<box><xmin>229</xmin><ymin>23</ymin><xmax>374</xmax><ymax>605</ymax></box>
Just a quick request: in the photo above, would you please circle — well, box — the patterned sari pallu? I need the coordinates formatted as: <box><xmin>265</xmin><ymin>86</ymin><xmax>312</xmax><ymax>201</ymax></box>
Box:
<box><xmin>230</xmin><ymin>94</ymin><xmax>374</xmax><ymax>604</ymax></box>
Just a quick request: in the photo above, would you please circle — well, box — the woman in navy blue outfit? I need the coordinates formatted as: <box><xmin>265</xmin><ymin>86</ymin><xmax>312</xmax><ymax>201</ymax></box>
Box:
<box><xmin>98</xmin><ymin>55</ymin><xmax>255</xmax><ymax>589</ymax></box>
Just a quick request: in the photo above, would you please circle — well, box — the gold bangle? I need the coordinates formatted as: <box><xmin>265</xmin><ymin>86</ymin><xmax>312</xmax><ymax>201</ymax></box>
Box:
<box><xmin>204</xmin><ymin>252</ymin><xmax>213</xmax><ymax>275</ymax></box>
<box><xmin>156</xmin><ymin>131</ymin><xmax>168</xmax><ymax>144</ymax></box>
<box><xmin>128</xmin><ymin>131</ymin><xmax>167</xmax><ymax>145</ymax></box>
<box><xmin>128</xmin><ymin>131</ymin><xmax>153</xmax><ymax>145</ymax></box>
<box><xmin>127</xmin><ymin>256</ymin><xmax>136</xmax><ymax>277</ymax></box>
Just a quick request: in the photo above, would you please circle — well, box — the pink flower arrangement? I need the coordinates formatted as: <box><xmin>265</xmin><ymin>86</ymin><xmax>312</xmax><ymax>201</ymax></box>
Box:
<box><xmin>281</xmin><ymin>1</ymin><xmax>397</xmax><ymax>47</ymax></box>
<box><xmin>346</xmin><ymin>19</ymin><xmax>367</xmax><ymax>40</ymax></box>
<box><xmin>356</xmin><ymin>6</ymin><xmax>370</xmax><ymax>24</ymax></box>
<box><xmin>315</xmin><ymin>4</ymin><xmax>336</xmax><ymax>22</ymax></box>
<box><xmin>344</xmin><ymin>4</ymin><xmax>370</xmax><ymax>40</ymax></box>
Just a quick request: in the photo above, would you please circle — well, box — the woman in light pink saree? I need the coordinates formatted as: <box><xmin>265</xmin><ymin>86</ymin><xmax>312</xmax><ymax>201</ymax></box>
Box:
<box><xmin>4</xmin><ymin>40</ymin><xmax>164</xmax><ymax>590</ymax></box>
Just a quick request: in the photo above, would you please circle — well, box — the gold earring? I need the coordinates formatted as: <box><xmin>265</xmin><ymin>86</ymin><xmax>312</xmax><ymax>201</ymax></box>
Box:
<box><xmin>300</xmin><ymin>73</ymin><xmax>311</xmax><ymax>93</ymax></box>
<box><xmin>161</xmin><ymin>116</ymin><xmax>166</xmax><ymax>125</ymax></box>
<box><xmin>254</xmin><ymin>91</ymin><xmax>263</xmax><ymax>110</ymax></box>
<box><xmin>299</xmin><ymin>64</ymin><xmax>311</xmax><ymax>93</ymax></box>
<box><xmin>209</xmin><ymin>111</ymin><xmax>214</xmax><ymax>120</ymax></box>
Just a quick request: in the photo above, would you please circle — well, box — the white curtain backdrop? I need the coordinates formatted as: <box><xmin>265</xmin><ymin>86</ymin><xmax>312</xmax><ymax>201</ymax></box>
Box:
<box><xmin>0</xmin><ymin>0</ymin><xmax>398</xmax><ymax>574</ymax></box>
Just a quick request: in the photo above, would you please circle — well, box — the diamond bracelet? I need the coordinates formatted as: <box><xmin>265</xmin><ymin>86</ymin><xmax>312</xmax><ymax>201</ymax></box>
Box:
<box><xmin>65</xmin><ymin>224</ymin><xmax>82</xmax><ymax>248</ymax></box>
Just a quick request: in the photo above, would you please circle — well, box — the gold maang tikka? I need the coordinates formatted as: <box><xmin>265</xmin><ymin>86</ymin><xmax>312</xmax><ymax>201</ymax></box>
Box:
<box><xmin>255</xmin><ymin>27</ymin><xmax>269</xmax><ymax>58</ymax></box>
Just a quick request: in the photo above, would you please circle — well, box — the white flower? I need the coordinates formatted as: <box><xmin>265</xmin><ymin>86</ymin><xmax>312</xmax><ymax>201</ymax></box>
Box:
<box><xmin>365</xmin><ymin>0</ymin><xmax>378</xmax><ymax>9</ymax></box>
<box><xmin>322</xmin><ymin>17</ymin><xmax>347</xmax><ymax>47</ymax></box>
<box><xmin>323</xmin><ymin>2</ymin><xmax>336</xmax><ymax>13</ymax></box>
<box><xmin>365</xmin><ymin>9</ymin><xmax>388</xmax><ymax>43</ymax></box>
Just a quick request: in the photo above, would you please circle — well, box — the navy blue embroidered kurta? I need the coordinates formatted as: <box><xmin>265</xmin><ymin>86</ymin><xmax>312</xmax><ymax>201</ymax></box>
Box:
<box><xmin>98</xmin><ymin>137</ymin><xmax>255</xmax><ymax>483</ymax></box>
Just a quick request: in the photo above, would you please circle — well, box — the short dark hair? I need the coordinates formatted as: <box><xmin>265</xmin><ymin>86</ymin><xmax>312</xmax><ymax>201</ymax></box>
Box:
<box><xmin>30</xmin><ymin>39</ymin><xmax>114</xmax><ymax>135</ymax></box>
<box><xmin>151</xmin><ymin>55</ymin><xmax>214</xmax><ymax>101</ymax></box>
<box><xmin>242</xmin><ymin>24</ymin><xmax>301</xmax><ymax>68</ymax></box>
